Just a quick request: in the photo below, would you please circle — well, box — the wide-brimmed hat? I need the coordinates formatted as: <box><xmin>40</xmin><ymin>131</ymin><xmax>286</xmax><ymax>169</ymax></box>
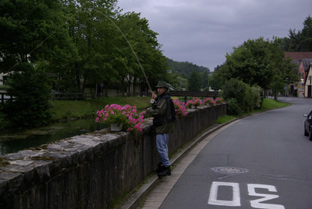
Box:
<box><xmin>155</xmin><ymin>81</ymin><xmax>169</xmax><ymax>88</ymax></box>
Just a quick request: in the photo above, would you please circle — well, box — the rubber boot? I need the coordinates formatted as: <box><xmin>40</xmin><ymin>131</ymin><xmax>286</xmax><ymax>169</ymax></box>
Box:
<box><xmin>158</xmin><ymin>166</ymin><xmax>171</xmax><ymax>177</ymax></box>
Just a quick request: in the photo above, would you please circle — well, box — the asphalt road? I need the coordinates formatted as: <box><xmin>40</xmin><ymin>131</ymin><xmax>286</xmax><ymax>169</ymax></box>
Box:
<box><xmin>160</xmin><ymin>97</ymin><xmax>312</xmax><ymax>209</ymax></box>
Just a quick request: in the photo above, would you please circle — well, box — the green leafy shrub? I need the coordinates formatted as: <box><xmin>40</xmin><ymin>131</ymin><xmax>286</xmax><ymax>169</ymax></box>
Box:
<box><xmin>226</xmin><ymin>98</ymin><xmax>243</xmax><ymax>115</ymax></box>
<box><xmin>3</xmin><ymin>65</ymin><xmax>52</xmax><ymax>128</ymax></box>
<box><xmin>221</xmin><ymin>78</ymin><xmax>262</xmax><ymax>115</ymax></box>
<box><xmin>251</xmin><ymin>85</ymin><xmax>263</xmax><ymax>109</ymax></box>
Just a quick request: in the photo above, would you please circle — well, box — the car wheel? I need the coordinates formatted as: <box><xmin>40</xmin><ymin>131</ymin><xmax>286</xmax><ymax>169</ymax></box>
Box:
<box><xmin>309</xmin><ymin>129</ymin><xmax>312</xmax><ymax>141</ymax></box>
<box><xmin>305</xmin><ymin>127</ymin><xmax>309</xmax><ymax>136</ymax></box>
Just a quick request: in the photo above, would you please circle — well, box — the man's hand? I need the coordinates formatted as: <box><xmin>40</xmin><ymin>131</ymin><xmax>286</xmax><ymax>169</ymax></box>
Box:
<box><xmin>152</xmin><ymin>91</ymin><xmax>157</xmax><ymax>99</ymax></box>
<box><xmin>147</xmin><ymin>107</ymin><xmax>153</xmax><ymax>114</ymax></box>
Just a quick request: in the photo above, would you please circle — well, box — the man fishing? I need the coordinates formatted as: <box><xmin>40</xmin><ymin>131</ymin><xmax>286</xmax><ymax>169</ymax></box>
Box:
<box><xmin>148</xmin><ymin>81</ymin><xmax>176</xmax><ymax>177</ymax></box>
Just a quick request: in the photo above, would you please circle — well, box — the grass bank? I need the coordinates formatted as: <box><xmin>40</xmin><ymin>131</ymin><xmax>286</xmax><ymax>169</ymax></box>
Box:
<box><xmin>50</xmin><ymin>97</ymin><xmax>151</xmax><ymax>121</ymax></box>
<box><xmin>216</xmin><ymin>98</ymin><xmax>291</xmax><ymax>124</ymax></box>
<box><xmin>258</xmin><ymin>97</ymin><xmax>291</xmax><ymax>111</ymax></box>
<box><xmin>51</xmin><ymin>97</ymin><xmax>290</xmax><ymax>123</ymax></box>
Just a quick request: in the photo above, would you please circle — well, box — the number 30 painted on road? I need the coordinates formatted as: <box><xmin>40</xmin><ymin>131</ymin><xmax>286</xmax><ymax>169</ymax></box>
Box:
<box><xmin>208</xmin><ymin>181</ymin><xmax>285</xmax><ymax>209</ymax></box>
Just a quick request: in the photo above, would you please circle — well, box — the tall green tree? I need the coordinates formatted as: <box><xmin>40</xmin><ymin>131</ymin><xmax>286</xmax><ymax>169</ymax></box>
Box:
<box><xmin>209</xmin><ymin>72</ymin><xmax>222</xmax><ymax>91</ymax></box>
<box><xmin>219</xmin><ymin>37</ymin><xmax>299</xmax><ymax>92</ymax></box>
<box><xmin>187</xmin><ymin>71</ymin><xmax>201</xmax><ymax>91</ymax></box>
<box><xmin>221</xmin><ymin>38</ymin><xmax>273</xmax><ymax>89</ymax></box>
<box><xmin>4</xmin><ymin>66</ymin><xmax>52</xmax><ymax>128</ymax></box>
<box><xmin>299</xmin><ymin>16</ymin><xmax>312</xmax><ymax>51</ymax></box>
<box><xmin>60</xmin><ymin>0</ymin><xmax>119</xmax><ymax>94</ymax></box>
<box><xmin>201</xmin><ymin>71</ymin><xmax>209</xmax><ymax>90</ymax></box>
<box><xmin>116</xmin><ymin>12</ymin><xmax>169</xmax><ymax>94</ymax></box>
<box><xmin>61</xmin><ymin>5</ymin><xmax>169</xmax><ymax>95</ymax></box>
<box><xmin>209</xmin><ymin>65</ymin><xmax>223</xmax><ymax>91</ymax></box>
<box><xmin>280</xmin><ymin>16</ymin><xmax>312</xmax><ymax>52</ymax></box>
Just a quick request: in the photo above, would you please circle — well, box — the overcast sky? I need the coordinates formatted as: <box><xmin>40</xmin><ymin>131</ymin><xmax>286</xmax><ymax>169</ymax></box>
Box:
<box><xmin>116</xmin><ymin>0</ymin><xmax>311</xmax><ymax>71</ymax></box>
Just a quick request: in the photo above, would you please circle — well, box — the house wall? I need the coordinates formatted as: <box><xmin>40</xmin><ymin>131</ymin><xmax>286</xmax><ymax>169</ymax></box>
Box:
<box><xmin>305</xmin><ymin>66</ymin><xmax>312</xmax><ymax>98</ymax></box>
<box><xmin>125</xmin><ymin>84</ymin><xmax>141</xmax><ymax>94</ymax></box>
<box><xmin>298</xmin><ymin>83</ymin><xmax>305</xmax><ymax>97</ymax></box>
<box><xmin>84</xmin><ymin>87</ymin><xmax>119</xmax><ymax>98</ymax></box>
<box><xmin>296</xmin><ymin>60</ymin><xmax>305</xmax><ymax>97</ymax></box>
<box><xmin>107</xmin><ymin>89</ymin><xmax>118</xmax><ymax>97</ymax></box>
<box><xmin>0</xmin><ymin>104</ymin><xmax>226</xmax><ymax>209</ymax></box>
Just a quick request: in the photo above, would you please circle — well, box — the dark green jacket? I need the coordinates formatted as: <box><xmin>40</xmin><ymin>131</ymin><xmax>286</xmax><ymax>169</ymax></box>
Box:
<box><xmin>149</xmin><ymin>93</ymin><xmax>175</xmax><ymax>134</ymax></box>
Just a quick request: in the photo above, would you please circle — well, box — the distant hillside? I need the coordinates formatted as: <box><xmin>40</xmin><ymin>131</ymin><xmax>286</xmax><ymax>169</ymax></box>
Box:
<box><xmin>168</xmin><ymin>59</ymin><xmax>210</xmax><ymax>78</ymax></box>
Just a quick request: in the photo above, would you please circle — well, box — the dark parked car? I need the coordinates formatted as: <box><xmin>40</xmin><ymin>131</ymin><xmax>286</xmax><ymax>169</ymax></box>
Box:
<box><xmin>304</xmin><ymin>112</ymin><xmax>312</xmax><ymax>141</ymax></box>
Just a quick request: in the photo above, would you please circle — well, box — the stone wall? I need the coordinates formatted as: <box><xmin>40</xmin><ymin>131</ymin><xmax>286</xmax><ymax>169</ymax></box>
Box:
<box><xmin>0</xmin><ymin>104</ymin><xmax>226</xmax><ymax>209</ymax></box>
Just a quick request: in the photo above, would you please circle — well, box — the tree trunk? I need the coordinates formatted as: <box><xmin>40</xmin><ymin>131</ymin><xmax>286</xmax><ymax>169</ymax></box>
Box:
<box><xmin>133</xmin><ymin>76</ymin><xmax>137</xmax><ymax>96</ymax></box>
<box><xmin>75</xmin><ymin>75</ymin><xmax>81</xmax><ymax>92</ymax></box>
<box><xmin>273</xmin><ymin>91</ymin><xmax>278</xmax><ymax>100</ymax></box>
<box><xmin>81</xmin><ymin>75</ymin><xmax>87</xmax><ymax>94</ymax></box>
<box><xmin>121</xmin><ymin>77</ymin><xmax>125</xmax><ymax>96</ymax></box>
<box><xmin>104</xmin><ymin>81</ymin><xmax>108</xmax><ymax>97</ymax></box>
<box><xmin>127</xmin><ymin>76</ymin><xmax>131</xmax><ymax>95</ymax></box>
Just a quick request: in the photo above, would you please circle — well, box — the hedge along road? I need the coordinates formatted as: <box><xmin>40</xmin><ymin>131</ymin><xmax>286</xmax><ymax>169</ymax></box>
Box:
<box><xmin>159</xmin><ymin>97</ymin><xmax>312</xmax><ymax>209</ymax></box>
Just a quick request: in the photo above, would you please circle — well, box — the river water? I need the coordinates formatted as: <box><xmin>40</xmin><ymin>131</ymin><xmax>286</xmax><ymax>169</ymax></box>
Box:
<box><xmin>0</xmin><ymin>118</ymin><xmax>107</xmax><ymax>156</ymax></box>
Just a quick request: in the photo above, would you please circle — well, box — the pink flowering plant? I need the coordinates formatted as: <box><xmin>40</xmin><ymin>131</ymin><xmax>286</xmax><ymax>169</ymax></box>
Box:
<box><xmin>203</xmin><ymin>97</ymin><xmax>216</xmax><ymax>106</ymax></box>
<box><xmin>185</xmin><ymin>97</ymin><xmax>202</xmax><ymax>108</ymax></box>
<box><xmin>173</xmin><ymin>98</ymin><xmax>187</xmax><ymax>117</ymax></box>
<box><xmin>96</xmin><ymin>104</ymin><xmax>145</xmax><ymax>135</ymax></box>
<box><xmin>215</xmin><ymin>97</ymin><xmax>225</xmax><ymax>104</ymax></box>
<box><xmin>125</xmin><ymin>110</ymin><xmax>145</xmax><ymax>135</ymax></box>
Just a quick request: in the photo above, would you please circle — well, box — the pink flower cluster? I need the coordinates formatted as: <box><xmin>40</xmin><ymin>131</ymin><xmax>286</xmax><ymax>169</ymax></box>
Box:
<box><xmin>96</xmin><ymin>104</ymin><xmax>145</xmax><ymax>135</ymax></box>
<box><xmin>184</xmin><ymin>97</ymin><xmax>226</xmax><ymax>108</ymax></box>
<box><xmin>203</xmin><ymin>98</ymin><xmax>216</xmax><ymax>106</ymax></box>
<box><xmin>126</xmin><ymin>110</ymin><xmax>145</xmax><ymax>135</ymax></box>
<box><xmin>215</xmin><ymin>97</ymin><xmax>225</xmax><ymax>104</ymax></box>
<box><xmin>173</xmin><ymin>98</ymin><xmax>187</xmax><ymax>117</ymax></box>
<box><xmin>185</xmin><ymin>97</ymin><xmax>203</xmax><ymax>108</ymax></box>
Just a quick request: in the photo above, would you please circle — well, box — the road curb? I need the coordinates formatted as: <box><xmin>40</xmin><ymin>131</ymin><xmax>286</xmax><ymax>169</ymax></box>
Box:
<box><xmin>120</xmin><ymin>119</ymin><xmax>237</xmax><ymax>209</ymax></box>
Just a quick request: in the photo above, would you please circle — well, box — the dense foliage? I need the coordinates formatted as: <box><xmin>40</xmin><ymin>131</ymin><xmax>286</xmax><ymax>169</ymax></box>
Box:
<box><xmin>187</xmin><ymin>71</ymin><xmax>202</xmax><ymax>91</ymax></box>
<box><xmin>217</xmin><ymin>37</ymin><xmax>299</xmax><ymax>91</ymax></box>
<box><xmin>168</xmin><ymin>59</ymin><xmax>210</xmax><ymax>77</ymax></box>
<box><xmin>209</xmin><ymin>65</ymin><xmax>223</xmax><ymax>91</ymax></box>
<box><xmin>3</xmin><ymin>66</ymin><xmax>52</xmax><ymax>128</ymax></box>
<box><xmin>280</xmin><ymin>16</ymin><xmax>312</xmax><ymax>52</ymax></box>
<box><xmin>221</xmin><ymin>78</ymin><xmax>262</xmax><ymax>115</ymax></box>
<box><xmin>215</xmin><ymin>37</ymin><xmax>299</xmax><ymax>114</ymax></box>
<box><xmin>168</xmin><ymin>59</ymin><xmax>210</xmax><ymax>90</ymax></box>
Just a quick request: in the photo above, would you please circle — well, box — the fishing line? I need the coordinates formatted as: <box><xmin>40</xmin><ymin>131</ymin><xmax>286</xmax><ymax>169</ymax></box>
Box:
<box><xmin>6</xmin><ymin>27</ymin><xmax>61</xmax><ymax>73</ymax></box>
<box><xmin>98</xmin><ymin>11</ymin><xmax>153</xmax><ymax>92</ymax></box>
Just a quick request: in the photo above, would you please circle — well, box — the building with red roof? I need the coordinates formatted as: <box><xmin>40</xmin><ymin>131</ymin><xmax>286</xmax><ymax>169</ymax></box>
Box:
<box><xmin>284</xmin><ymin>52</ymin><xmax>312</xmax><ymax>97</ymax></box>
